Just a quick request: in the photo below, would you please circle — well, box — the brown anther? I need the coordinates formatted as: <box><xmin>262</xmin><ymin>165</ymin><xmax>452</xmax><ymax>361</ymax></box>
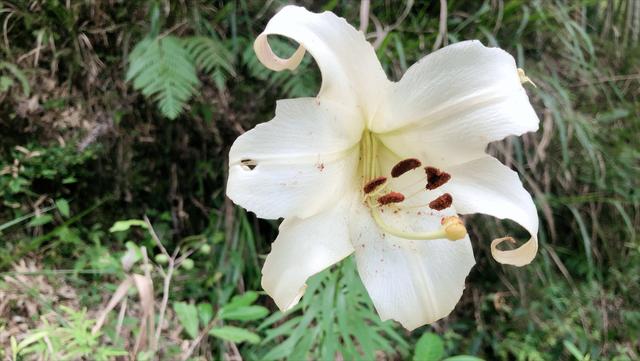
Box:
<box><xmin>377</xmin><ymin>192</ymin><xmax>405</xmax><ymax>205</ymax></box>
<box><xmin>391</xmin><ymin>158</ymin><xmax>422</xmax><ymax>178</ymax></box>
<box><xmin>363</xmin><ymin>176</ymin><xmax>387</xmax><ymax>194</ymax></box>
<box><xmin>425</xmin><ymin>166</ymin><xmax>451</xmax><ymax>190</ymax></box>
<box><xmin>428</xmin><ymin>193</ymin><xmax>453</xmax><ymax>211</ymax></box>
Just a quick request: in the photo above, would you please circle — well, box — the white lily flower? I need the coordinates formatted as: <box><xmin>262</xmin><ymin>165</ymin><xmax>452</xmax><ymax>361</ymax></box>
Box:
<box><xmin>227</xmin><ymin>5</ymin><xmax>540</xmax><ymax>331</ymax></box>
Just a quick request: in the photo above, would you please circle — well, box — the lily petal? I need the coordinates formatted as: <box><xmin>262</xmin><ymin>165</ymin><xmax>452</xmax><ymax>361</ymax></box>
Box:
<box><xmin>227</xmin><ymin>98</ymin><xmax>362</xmax><ymax>219</ymax></box>
<box><xmin>254</xmin><ymin>5</ymin><xmax>388</xmax><ymax>120</ymax></box>
<box><xmin>375</xmin><ymin>40</ymin><xmax>539</xmax><ymax>167</ymax></box>
<box><xmin>445</xmin><ymin>156</ymin><xmax>539</xmax><ymax>266</ymax></box>
<box><xmin>350</xmin><ymin>203</ymin><xmax>475</xmax><ymax>330</ymax></box>
<box><xmin>262</xmin><ymin>196</ymin><xmax>355</xmax><ymax>311</ymax></box>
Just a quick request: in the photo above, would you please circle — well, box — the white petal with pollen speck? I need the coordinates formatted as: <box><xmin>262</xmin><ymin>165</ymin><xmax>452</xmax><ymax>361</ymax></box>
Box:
<box><xmin>350</xmin><ymin>202</ymin><xmax>475</xmax><ymax>331</ymax></box>
<box><xmin>376</xmin><ymin>40</ymin><xmax>539</xmax><ymax>167</ymax></box>
<box><xmin>444</xmin><ymin>156</ymin><xmax>539</xmax><ymax>266</ymax></box>
<box><xmin>227</xmin><ymin>98</ymin><xmax>362</xmax><ymax>220</ymax></box>
<box><xmin>262</xmin><ymin>196</ymin><xmax>355</xmax><ymax>311</ymax></box>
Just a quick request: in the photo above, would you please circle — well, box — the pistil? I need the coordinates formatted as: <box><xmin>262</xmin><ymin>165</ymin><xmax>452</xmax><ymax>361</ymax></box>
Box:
<box><xmin>359</xmin><ymin>135</ymin><xmax>466</xmax><ymax>241</ymax></box>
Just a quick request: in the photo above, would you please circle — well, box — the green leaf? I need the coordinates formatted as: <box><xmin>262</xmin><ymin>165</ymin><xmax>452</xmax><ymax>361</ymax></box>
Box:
<box><xmin>414</xmin><ymin>332</ymin><xmax>444</xmax><ymax>361</ymax></box>
<box><xmin>0</xmin><ymin>61</ymin><xmax>30</xmax><ymax>96</ymax></box>
<box><xmin>56</xmin><ymin>198</ymin><xmax>70</xmax><ymax>218</ymax></box>
<box><xmin>209</xmin><ymin>326</ymin><xmax>260</xmax><ymax>344</ymax></box>
<box><xmin>27</xmin><ymin>214</ymin><xmax>53</xmax><ymax>227</ymax></box>
<box><xmin>17</xmin><ymin>331</ymin><xmax>48</xmax><ymax>350</ymax></box>
<box><xmin>11</xmin><ymin>336</ymin><xmax>18</xmax><ymax>360</ymax></box>
<box><xmin>223</xmin><ymin>291</ymin><xmax>259</xmax><ymax>311</ymax></box>
<box><xmin>174</xmin><ymin>302</ymin><xmax>199</xmax><ymax>339</ymax></box>
<box><xmin>109</xmin><ymin>219</ymin><xmax>148</xmax><ymax>233</ymax></box>
<box><xmin>198</xmin><ymin>303</ymin><xmax>214</xmax><ymax>326</ymax></box>
<box><xmin>0</xmin><ymin>76</ymin><xmax>14</xmax><ymax>92</ymax></box>
<box><xmin>442</xmin><ymin>357</ymin><xmax>485</xmax><ymax>361</ymax></box>
<box><xmin>219</xmin><ymin>305</ymin><xmax>269</xmax><ymax>321</ymax></box>
<box><xmin>563</xmin><ymin>340</ymin><xmax>587</xmax><ymax>360</ymax></box>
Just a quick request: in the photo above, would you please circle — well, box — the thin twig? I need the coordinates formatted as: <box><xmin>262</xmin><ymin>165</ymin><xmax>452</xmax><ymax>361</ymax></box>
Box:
<box><xmin>180</xmin><ymin>318</ymin><xmax>219</xmax><ymax>361</ymax></box>
<box><xmin>433</xmin><ymin>0</ymin><xmax>448</xmax><ymax>50</ymax></box>
<box><xmin>114</xmin><ymin>298</ymin><xmax>127</xmax><ymax>344</ymax></box>
<box><xmin>370</xmin><ymin>0</ymin><xmax>414</xmax><ymax>49</ymax></box>
<box><xmin>140</xmin><ymin>247</ymin><xmax>157</xmax><ymax>352</ymax></box>
<box><xmin>359</xmin><ymin>0</ymin><xmax>370</xmax><ymax>32</ymax></box>
<box><xmin>146</xmin><ymin>215</ymin><xmax>177</xmax><ymax>347</ymax></box>
<box><xmin>154</xmin><ymin>260</ymin><xmax>174</xmax><ymax>346</ymax></box>
<box><xmin>144</xmin><ymin>215</ymin><xmax>169</xmax><ymax>256</ymax></box>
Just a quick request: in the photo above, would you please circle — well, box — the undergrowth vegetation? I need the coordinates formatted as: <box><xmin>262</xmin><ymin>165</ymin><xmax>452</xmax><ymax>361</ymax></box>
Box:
<box><xmin>0</xmin><ymin>0</ymin><xmax>638</xmax><ymax>360</ymax></box>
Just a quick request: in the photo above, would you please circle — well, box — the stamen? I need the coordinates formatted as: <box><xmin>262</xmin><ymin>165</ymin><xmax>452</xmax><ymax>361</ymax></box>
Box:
<box><xmin>428</xmin><ymin>193</ymin><xmax>453</xmax><ymax>210</ymax></box>
<box><xmin>441</xmin><ymin>216</ymin><xmax>467</xmax><ymax>241</ymax></box>
<box><xmin>391</xmin><ymin>158</ymin><xmax>422</xmax><ymax>178</ymax></box>
<box><xmin>425</xmin><ymin>166</ymin><xmax>451</xmax><ymax>190</ymax></box>
<box><xmin>518</xmin><ymin>68</ymin><xmax>537</xmax><ymax>87</ymax></box>
<box><xmin>377</xmin><ymin>192</ymin><xmax>405</xmax><ymax>205</ymax></box>
<box><xmin>363</xmin><ymin>176</ymin><xmax>387</xmax><ymax>194</ymax></box>
<box><xmin>368</xmin><ymin>199</ymin><xmax>467</xmax><ymax>241</ymax></box>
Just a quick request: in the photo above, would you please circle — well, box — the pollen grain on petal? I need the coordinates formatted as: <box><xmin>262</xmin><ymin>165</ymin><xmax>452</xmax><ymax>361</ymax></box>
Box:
<box><xmin>364</xmin><ymin>176</ymin><xmax>387</xmax><ymax>194</ymax></box>
<box><xmin>428</xmin><ymin>193</ymin><xmax>453</xmax><ymax>210</ymax></box>
<box><xmin>391</xmin><ymin>158</ymin><xmax>422</xmax><ymax>177</ymax></box>
<box><xmin>377</xmin><ymin>191</ymin><xmax>405</xmax><ymax>205</ymax></box>
<box><xmin>425</xmin><ymin>166</ymin><xmax>451</xmax><ymax>190</ymax></box>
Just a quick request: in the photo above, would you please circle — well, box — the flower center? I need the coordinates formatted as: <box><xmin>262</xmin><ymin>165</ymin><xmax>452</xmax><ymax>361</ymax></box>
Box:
<box><xmin>359</xmin><ymin>130</ymin><xmax>467</xmax><ymax>241</ymax></box>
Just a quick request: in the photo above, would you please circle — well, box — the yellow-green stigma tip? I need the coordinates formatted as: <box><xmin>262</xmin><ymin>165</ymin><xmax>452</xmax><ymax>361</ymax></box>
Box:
<box><xmin>442</xmin><ymin>216</ymin><xmax>467</xmax><ymax>241</ymax></box>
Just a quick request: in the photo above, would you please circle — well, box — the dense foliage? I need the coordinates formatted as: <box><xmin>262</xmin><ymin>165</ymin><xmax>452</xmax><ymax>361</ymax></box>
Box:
<box><xmin>1</xmin><ymin>0</ymin><xmax>638</xmax><ymax>360</ymax></box>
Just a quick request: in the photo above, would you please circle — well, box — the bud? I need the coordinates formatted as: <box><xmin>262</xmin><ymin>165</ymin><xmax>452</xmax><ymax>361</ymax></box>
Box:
<box><xmin>181</xmin><ymin>258</ymin><xmax>195</xmax><ymax>270</ymax></box>
<box><xmin>155</xmin><ymin>254</ymin><xmax>169</xmax><ymax>264</ymax></box>
<box><xmin>200</xmin><ymin>243</ymin><xmax>211</xmax><ymax>254</ymax></box>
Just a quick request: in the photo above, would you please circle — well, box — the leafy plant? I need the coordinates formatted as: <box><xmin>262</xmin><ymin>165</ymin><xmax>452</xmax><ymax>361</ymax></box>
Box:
<box><xmin>174</xmin><ymin>291</ymin><xmax>268</xmax><ymax>344</ymax></box>
<box><xmin>414</xmin><ymin>332</ymin><xmax>484</xmax><ymax>361</ymax></box>
<box><xmin>126</xmin><ymin>36</ymin><xmax>200</xmax><ymax>120</ymax></box>
<box><xmin>0</xmin><ymin>61</ymin><xmax>30</xmax><ymax>96</ymax></box>
<box><xmin>253</xmin><ymin>257</ymin><xmax>409</xmax><ymax>360</ymax></box>
<box><xmin>10</xmin><ymin>306</ymin><xmax>127</xmax><ymax>361</ymax></box>
<box><xmin>183</xmin><ymin>36</ymin><xmax>236</xmax><ymax>90</ymax></box>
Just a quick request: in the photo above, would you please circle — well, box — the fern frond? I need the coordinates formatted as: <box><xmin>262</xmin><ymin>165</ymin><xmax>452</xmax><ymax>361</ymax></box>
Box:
<box><xmin>126</xmin><ymin>36</ymin><xmax>199</xmax><ymax>119</ymax></box>
<box><xmin>183</xmin><ymin>36</ymin><xmax>235</xmax><ymax>90</ymax></box>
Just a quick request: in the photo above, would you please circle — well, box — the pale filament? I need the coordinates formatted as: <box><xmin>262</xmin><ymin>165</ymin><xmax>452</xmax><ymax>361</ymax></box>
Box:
<box><xmin>360</xmin><ymin>130</ymin><xmax>466</xmax><ymax>241</ymax></box>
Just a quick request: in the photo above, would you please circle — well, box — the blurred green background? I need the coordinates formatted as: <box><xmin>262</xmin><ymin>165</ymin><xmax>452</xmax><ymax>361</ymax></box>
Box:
<box><xmin>0</xmin><ymin>0</ymin><xmax>638</xmax><ymax>360</ymax></box>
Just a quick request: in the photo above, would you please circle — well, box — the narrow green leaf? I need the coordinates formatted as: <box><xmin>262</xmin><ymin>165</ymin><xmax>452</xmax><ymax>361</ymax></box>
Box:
<box><xmin>442</xmin><ymin>356</ymin><xmax>485</xmax><ymax>361</ymax></box>
<box><xmin>563</xmin><ymin>340</ymin><xmax>586</xmax><ymax>360</ymax></box>
<box><xmin>108</xmin><ymin>219</ymin><xmax>148</xmax><ymax>233</ymax></box>
<box><xmin>27</xmin><ymin>214</ymin><xmax>53</xmax><ymax>227</ymax></box>
<box><xmin>209</xmin><ymin>326</ymin><xmax>260</xmax><ymax>344</ymax></box>
<box><xmin>219</xmin><ymin>305</ymin><xmax>269</xmax><ymax>321</ymax></box>
<box><xmin>223</xmin><ymin>291</ymin><xmax>258</xmax><ymax>311</ymax></box>
<box><xmin>17</xmin><ymin>331</ymin><xmax>48</xmax><ymax>350</ymax></box>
